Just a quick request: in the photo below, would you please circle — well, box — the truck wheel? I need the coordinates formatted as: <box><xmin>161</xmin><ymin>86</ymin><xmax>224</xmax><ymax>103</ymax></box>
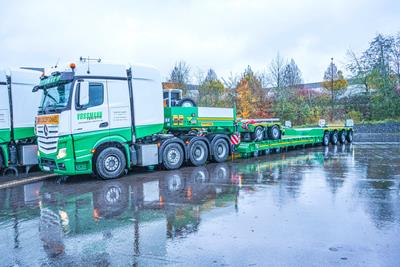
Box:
<box><xmin>162</xmin><ymin>143</ymin><xmax>184</xmax><ymax>170</ymax></box>
<box><xmin>252</xmin><ymin>126</ymin><xmax>264</xmax><ymax>141</ymax></box>
<box><xmin>322</xmin><ymin>132</ymin><xmax>330</xmax><ymax>146</ymax></box>
<box><xmin>339</xmin><ymin>131</ymin><xmax>346</xmax><ymax>144</ymax></box>
<box><xmin>268</xmin><ymin>125</ymin><xmax>281</xmax><ymax>140</ymax></box>
<box><xmin>212</xmin><ymin>138</ymin><xmax>229</xmax><ymax>163</ymax></box>
<box><xmin>346</xmin><ymin>130</ymin><xmax>353</xmax><ymax>143</ymax></box>
<box><xmin>95</xmin><ymin>147</ymin><xmax>126</xmax><ymax>180</ymax></box>
<box><xmin>330</xmin><ymin>131</ymin><xmax>338</xmax><ymax>145</ymax></box>
<box><xmin>177</xmin><ymin>98</ymin><xmax>196</xmax><ymax>107</ymax></box>
<box><xmin>189</xmin><ymin>140</ymin><xmax>208</xmax><ymax>166</ymax></box>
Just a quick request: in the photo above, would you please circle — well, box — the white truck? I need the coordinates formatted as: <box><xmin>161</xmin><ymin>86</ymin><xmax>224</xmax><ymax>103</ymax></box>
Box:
<box><xmin>0</xmin><ymin>69</ymin><xmax>42</xmax><ymax>174</ymax></box>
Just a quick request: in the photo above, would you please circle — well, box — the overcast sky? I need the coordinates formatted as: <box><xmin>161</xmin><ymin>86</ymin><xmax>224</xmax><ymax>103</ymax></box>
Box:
<box><xmin>0</xmin><ymin>0</ymin><xmax>399</xmax><ymax>83</ymax></box>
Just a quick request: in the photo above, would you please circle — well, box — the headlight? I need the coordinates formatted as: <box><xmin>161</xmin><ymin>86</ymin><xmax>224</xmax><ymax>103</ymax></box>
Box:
<box><xmin>57</xmin><ymin>148</ymin><xmax>67</xmax><ymax>159</ymax></box>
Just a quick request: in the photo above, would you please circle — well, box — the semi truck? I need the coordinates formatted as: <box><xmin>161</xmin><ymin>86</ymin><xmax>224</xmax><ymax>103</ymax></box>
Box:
<box><xmin>34</xmin><ymin>61</ymin><xmax>353</xmax><ymax>180</ymax></box>
<box><xmin>0</xmin><ymin>69</ymin><xmax>41</xmax><ymax>175</ymax></box>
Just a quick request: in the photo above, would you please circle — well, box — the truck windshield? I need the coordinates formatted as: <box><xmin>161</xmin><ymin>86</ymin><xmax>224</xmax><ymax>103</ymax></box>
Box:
<box><xmin>39</xmin><ymin>82</ymin><xmax>73</xmax><ymax>114</ymax></box>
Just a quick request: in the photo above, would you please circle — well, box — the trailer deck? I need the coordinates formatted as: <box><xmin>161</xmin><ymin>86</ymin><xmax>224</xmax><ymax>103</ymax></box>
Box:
<box><xmin>235</xmin><ymin>125</ymin><xmax>352</xmax><ymax>155</ymax></box>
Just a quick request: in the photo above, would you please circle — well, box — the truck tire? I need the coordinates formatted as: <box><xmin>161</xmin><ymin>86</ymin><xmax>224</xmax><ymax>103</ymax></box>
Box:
<box><xmin>177</xmin><ymin>98</ymin><xmax>196</xmax><ymax>107</ymax></box>
<box><xmin>95</xmin><ymin>147</ymin><xmax>126</xmax><ymax>180</ymax></box>
<box><xmin>330</xmin><ymin>131</ymin><xmax>338</xmax><ymax>145</ymax></box>
<box><xmin>251</xmin><ymin>126</ymin><xmax>264</xmax><ymax>141</ymax></box>
<box><xmin>322</xmin><ymin>132</ymin><xmax>330</xmax><ymax>146</ymax></box>
<box><xmin>162</xmin><ymin>143</ymin><xmax>184</xmax><ymax>170</ymax></box>
<box><xmin>339</xmin><ymin>130</ymin><xmax>346</xmax><ymax>144</ymax></box>
<box><xmin>268</xmin><ymin>125</ymin><xmax>281</xmax><ymax>140</ymax></box>
<box><xmin>189</xmin><ymin>140</ymin><xmax>208</xmax><ymax>166</ymax></box>
<box><xmin>212</xmin><ymin>138</ymin><xmax>229</xmax><ymax>163</ymax></box>
<box><xmin>346</xmin><ymin>130</ymin><xmax>353</xmax><ymax>143</ymax></box>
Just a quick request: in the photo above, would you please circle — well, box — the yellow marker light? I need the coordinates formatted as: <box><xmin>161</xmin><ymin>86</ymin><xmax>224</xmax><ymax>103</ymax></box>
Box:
<box><xmin>57</xmin><ymin>148</ymin><xmax>67</xmax><ymax>159</ymax></box>
<box><xmin>69</xmin><ymin>63</ymin><xmax>76</xmax><ymax>70</ymax></box>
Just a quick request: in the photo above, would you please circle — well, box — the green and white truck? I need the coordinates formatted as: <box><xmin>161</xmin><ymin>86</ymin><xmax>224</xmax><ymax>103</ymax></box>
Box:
<box><xmin>34</xmin><ymin>61</ymin><xmax>353</xmax><ymax>180</ymax></box>
<box><xmin>0</xmin><ymin>69</ymin><xmax>42</xmax><ymax>174</ymax></box>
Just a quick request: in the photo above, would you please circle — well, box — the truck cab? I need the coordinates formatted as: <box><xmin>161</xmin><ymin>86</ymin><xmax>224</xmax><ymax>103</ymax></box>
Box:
<box><xmin>35</xmin><ymin>62</ymin><xmax>165</xmax><ymax>177</ymax></box>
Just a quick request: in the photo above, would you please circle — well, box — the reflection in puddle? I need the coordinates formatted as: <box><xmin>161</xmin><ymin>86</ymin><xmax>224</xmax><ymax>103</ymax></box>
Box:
<box><xmin>0</xmin><ymin>144</ymin><xmax>399</xmax><ymax>266</ymax></box>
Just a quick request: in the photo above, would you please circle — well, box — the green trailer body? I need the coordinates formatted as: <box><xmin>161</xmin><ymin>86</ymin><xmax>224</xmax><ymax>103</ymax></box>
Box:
<box><xmin>235</xmin><ymin>125</ymin><xmax>353</xmax><ymax>155</ymax></box>
<box><xmin>164</xmin><ymin>106</ymin><xmax>235</xmax><ymax>131</ymax></box>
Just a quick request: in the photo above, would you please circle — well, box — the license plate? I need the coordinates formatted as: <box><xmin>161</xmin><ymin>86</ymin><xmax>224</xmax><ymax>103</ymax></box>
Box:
<box><xmin>43</xmin><ymin>166</ymin><xmax>50</xmax><ymax>171</ymax></box>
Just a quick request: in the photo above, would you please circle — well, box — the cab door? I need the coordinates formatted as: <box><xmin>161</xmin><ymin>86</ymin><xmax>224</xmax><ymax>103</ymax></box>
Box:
<box><xmin>71</xmin><ymin>80</ymin><xmax>109</xmax><ymax>160</ymax></box>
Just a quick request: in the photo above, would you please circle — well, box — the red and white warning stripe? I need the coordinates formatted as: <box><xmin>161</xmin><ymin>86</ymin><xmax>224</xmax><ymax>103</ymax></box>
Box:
<box><xmin>230</xmin><ymin>134</ymin><xmax>240</xmax><ymax>145</ymax></box>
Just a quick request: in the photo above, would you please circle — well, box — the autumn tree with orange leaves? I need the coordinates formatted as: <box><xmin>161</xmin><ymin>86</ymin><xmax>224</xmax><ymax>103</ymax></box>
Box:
<box><xmin>236</xmin><ymin>66</ymin><xmax>273</xmax><ymax>118</ymax></box>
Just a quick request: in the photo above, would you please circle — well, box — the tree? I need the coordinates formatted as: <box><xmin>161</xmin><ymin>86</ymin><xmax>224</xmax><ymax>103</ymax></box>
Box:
<box><xmin>236</xmin><ymin>66</ymin><xmax>273</xmax><ymax>118</ymax></box>
<box><xmin>282</xmin><ymin>59</ymin><xmax>303</xmax><ymax>88</ymax></box>
<box><xmin>322</xmin><ymin>59</ymin><xmax>348</xmax><ymax>121</ymax></box>
<box><xmin>268</xmin><ymin>52</ymin><xmax>287</xmax><ymax>90</ymax></box>
<box><xmin>168</xmin><ymin>61</ymin><xmax>191</xmax><ymax>95</ymax></box>
<box><xmin>197</xmin><ymin>68</ymin><xmax>226</xmax><ymax>107</ymax></box>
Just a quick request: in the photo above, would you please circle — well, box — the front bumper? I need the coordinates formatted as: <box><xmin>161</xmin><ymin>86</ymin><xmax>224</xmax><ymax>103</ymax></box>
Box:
<box><xmin>38</xmin><ymin>135</ymin><xmax>92</xmax><ymax>176</ymax></box>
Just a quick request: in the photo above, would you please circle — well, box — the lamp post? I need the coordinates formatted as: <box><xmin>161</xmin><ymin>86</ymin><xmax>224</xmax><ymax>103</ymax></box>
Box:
<box><xmin>330</xmin><ymin>57</ymin><xmax>334</xmax><ymax>122</ymax></box>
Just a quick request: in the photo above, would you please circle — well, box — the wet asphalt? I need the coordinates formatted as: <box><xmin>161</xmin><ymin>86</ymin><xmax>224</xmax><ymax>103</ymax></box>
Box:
<box><xmin>0</xmin><ymin>144</ymin><xmax>399</xmax><ymax>266</ymax></box>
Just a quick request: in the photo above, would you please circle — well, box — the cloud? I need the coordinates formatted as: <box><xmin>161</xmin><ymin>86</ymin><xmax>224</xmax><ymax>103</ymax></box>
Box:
<box><xmin>0</xmin><ymin>0</ymin><xmax>399</xmax><ymax>82</ymax></box>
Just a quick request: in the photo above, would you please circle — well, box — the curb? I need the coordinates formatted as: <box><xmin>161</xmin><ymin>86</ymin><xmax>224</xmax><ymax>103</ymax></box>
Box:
<box><xmin>0</xmin><ymin>174</ymin><xmax>57</xmax><ymax>189</ymax></box>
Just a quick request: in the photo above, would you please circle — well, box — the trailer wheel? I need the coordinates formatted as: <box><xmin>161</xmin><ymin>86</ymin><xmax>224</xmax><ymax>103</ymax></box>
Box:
<box><xmin>162</xmin><ymin>143</ymin><xmax>184</xmax><ymax>170</ymax></box>
<box><xmin>330</xmin><ymin>131</ymin><xmax>338</xmax><ymax>145</ymax></box>
<box><xmin>252</xmin><ymin>126</ymin><xmax>264</xmax><ymax>141</ymax></box>
<box><xmin>268</xmin><ymin>125</ymin><xmax>281</xmax><ymax>140</ymax></box>
<box><xmin>322</xmin><ymin>132</ymin><xmax>330</xmax><ymax>146</ymax></box>
<box><xmin>339</xmin><ymin>130</ymin><xmax>346</xmax><ymax>144</ymax></box>
<box><xmin>346</xmin><ymin>130</ymin><xmax>353</xmax><ymax>143</ymax></box>
<box><xmin>212</xmin><ymin>138</ymin><xmax>229</xmax><ymax>163</ymax></box>
<box><xmin>95</xmin><ymin>147</ymin><xmax>126</xmax><ymax>180</ymax></box>
<box><xmin>177</xmin><ymin>98</ymin><xmax>196</xmax><ymax>107</ymax></box>
<box><xmin>189</xmin><ymin>140</ymin><xmax>208</xmax><ymax>166</ymax></box>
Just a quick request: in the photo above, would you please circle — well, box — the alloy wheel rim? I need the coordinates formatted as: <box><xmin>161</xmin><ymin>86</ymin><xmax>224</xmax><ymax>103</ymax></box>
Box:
<box><xmin>105</xmin><ymin>155</ymin><xmax>119</xmax><ymax>171</ymax></box>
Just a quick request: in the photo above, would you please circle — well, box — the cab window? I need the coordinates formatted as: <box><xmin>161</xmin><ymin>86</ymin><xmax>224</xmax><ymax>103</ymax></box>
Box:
<box><xmin>76</xmin><ymin>82</ymin><xmax>104</xmax><ymax>109</ymax></box>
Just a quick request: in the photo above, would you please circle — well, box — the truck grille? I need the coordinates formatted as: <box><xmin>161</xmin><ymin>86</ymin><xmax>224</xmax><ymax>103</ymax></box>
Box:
<box><xmin>36</xmin><ymin>124</ymin><xmax>59</xmax><ymax>154</ymax></box>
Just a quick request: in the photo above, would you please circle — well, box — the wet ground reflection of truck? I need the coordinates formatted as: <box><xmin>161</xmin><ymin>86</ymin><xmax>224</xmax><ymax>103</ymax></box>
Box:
<box><xmin>0</xmin><ymin>146</ymin><xmax>357</xmax><ymax>266</ymax></box>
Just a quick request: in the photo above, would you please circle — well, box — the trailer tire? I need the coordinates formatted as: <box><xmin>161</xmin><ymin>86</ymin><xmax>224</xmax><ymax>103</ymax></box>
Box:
<box><xmin>95</xmin><ymin>147</ymin><xmax>126</xmax><ymax>180</ymax></box>
<box><xmin>339</xmin><ymin>130</ymin><xmax>346</xmax><ymax>144</ymax></box>
<box><xmin>177</xmin><ymin>98</ymin><xmax>196</xmax><ymax>107</ymax></box>
<box><xmin>346</xmin><ymin>130</ymin><xmax>353</xmax><ymax>143</ymax></box>
<box><xmin>212</xmin><ymin>138</ymin><xmax>229</xmax><ymax>163</ymax></box>
<box><xmin>252</xmin><ymin>126</ymin><xmax>264</xmax><ymax>142</ymax></box>
<box><xmin>330</xmin><ymin>131</ymin><xmax>338</xmax><ymax>145</ymax></box>
<box><xmin>322</xmin><ymin>132</ymin><xmax>330</xmax><ymax>146</ymax></box>
<box><xmin>268</xmin><ymin>125</ymin><xmax>281</xmax><ymax>140</ymax></box>
<box><xmin>162</xmin><ymin>143</ymin><xmax>184</xmax><ymax>170</ymax></box>
<box><xmin>189</xmin><ymin>140</ymin><xmax>208</xmax><ymax>166</ymax></box>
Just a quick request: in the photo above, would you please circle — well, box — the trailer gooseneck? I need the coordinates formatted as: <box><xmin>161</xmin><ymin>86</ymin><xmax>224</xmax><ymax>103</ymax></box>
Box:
<box><xmin>34</xmin><ymin>61</ymin><xmax>353</xmax><ymax>180</ymax></box>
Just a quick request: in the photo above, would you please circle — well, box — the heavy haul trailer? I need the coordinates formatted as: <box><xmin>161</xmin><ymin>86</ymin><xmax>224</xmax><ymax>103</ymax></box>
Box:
<box><xmin>0</xmin><ymin>69</ymin><xmax>42</xmax><ymax>175</ymax></box>
<box><xmin>236</xmin><ymin>121</ymin><xmax>354</xmax><ymax>156</ymax></box>
<box><xmin>34</xmin><ymin>61</ymin><xmax>352</xmax><ymax>180</ymax></box>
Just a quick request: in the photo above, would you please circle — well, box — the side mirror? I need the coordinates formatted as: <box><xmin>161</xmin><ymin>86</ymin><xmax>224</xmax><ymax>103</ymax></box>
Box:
<box><xmin>78</xmin><ymin>81</ymin><xmax>89</xmax><ymax>108</ymax></box>
<box><xmin>318</xmin><ymin>119</ymin><xmax>326</xmax><ymax>128</ymax></box>
<box><xmin>284</xmin><ymin>121</ymin><xmax>292</xmax><ymax>128</ymax></box>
